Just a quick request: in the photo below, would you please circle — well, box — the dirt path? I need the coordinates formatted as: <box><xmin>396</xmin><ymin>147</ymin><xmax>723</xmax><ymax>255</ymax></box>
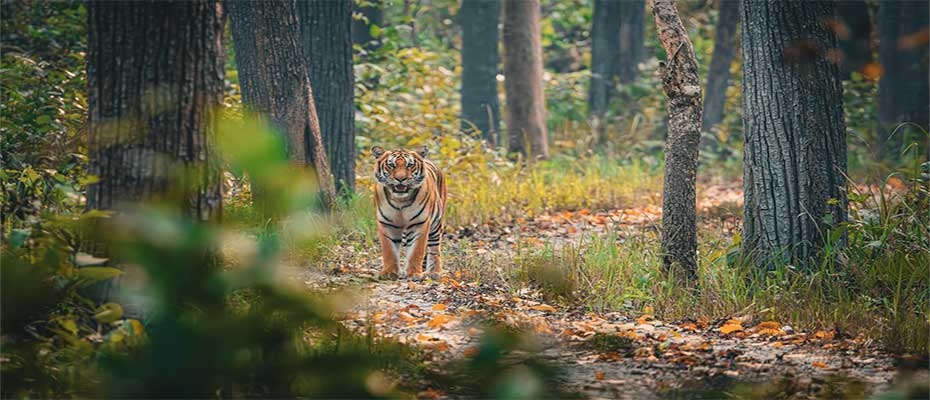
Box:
<box><xmin>283</xmin><ymin>183</ymin><xmax>925</xmax><ymax>398</ymax></box>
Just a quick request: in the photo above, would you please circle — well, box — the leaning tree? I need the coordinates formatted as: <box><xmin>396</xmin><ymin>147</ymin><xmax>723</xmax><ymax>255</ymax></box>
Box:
<box><xmin>297</xmin><ymin>0</ymin><xmax>356</xmax><ymax>196</ymax></box>
<box><xmin>227</xmin><ymin>0</ymin><xmax>337</xmax><ymax>211</ymax></box>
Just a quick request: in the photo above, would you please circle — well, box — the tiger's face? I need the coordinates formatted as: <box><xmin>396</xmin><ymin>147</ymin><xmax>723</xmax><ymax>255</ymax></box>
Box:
<box><xmin>371</xmin><ymin>146</ymin><xmax>429</xmax><ymax>199</ymax></box>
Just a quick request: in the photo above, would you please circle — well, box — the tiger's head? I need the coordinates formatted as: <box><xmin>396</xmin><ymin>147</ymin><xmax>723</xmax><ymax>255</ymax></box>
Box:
<box><xmin>371</xmin><ymin>146</ymin><xmax>429</xmax><ymax>199</ymax></box>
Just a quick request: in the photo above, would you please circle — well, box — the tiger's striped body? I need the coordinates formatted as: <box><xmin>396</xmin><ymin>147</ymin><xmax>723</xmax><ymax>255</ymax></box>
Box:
<box><xmin>372</xmin><ymin>146</ymin><xmax>447</xmax><ymax>280</ymax></box>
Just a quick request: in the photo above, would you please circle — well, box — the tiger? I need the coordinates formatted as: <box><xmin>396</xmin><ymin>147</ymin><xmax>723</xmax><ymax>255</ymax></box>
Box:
<box><xmin>371</xmin><ymin>145</ymin><xmax>447</xmax><ymax>280</ymax></box>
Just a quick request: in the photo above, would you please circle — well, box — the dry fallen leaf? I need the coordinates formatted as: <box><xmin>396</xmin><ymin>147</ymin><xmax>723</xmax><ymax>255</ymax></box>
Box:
<box><xmin>427</xmin><ymin>314</ymin><xmax>455</xmax><ymax>329</ymax></box>
<box><xmin>754</xmin><ymin>321</ymin><xmax>781</xmax><ymax>330</ymax></box>
<box><xmin>463</xmin><ymin>347</ymin><xmax>480</xmax><ymax>358</ymax></box>
<box><xmin>636</xmin><ymin>314</ymin><xmax>654</xmax><ymax>325</ymax></box>
<box><xmin>813</xmin><ymin>330</ymin><xmax>835</xmax><ymax>340</ymax></box>
<box><xmin>431</xmin><ymin>304</ymin><xmax>447</xmax><ymax>312</ymax></box>
<box><xmin>679</xmin><ymin>322</ymin><xmax>698</xmax><ymax>332</ymax></box>
<box><xmin>417</xmin><ymin>388</ymin><xmax>443</xmax><ymax>399</ymax></box>
<box><xmin>530</xmin><ymin>304</ymin><xmax>557</xmax><ymax>312</ymax></box>
<box><xmin>594</xmin><ymin>371</ymin><xmax>605</xmax><ymax>381</ymax></box>
<box><xmin>719</xmin><ymin>322</ymin><xmax>743</xmax><ymax>335</ymax></box>
<box><xmin>812</xmin><ymin>361</ymin><xmax>829</xmax><ymax>369</ymax></box>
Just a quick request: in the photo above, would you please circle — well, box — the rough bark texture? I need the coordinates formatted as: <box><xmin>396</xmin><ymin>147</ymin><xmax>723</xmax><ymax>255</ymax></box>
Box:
<box><xmin>741</xmin><ymin>1</ymin><xmax>847</xmax><ymax>268</ymax></box>
<box><xmin>588</xmin><ymin>0</ymin><xmax>621</xmax><ymax>119</ymax></box>
<box><xmin>701</xmin><ymin>0</ymin><xmax>739</xmax><ymax>133</ymax></box>
<box><xmin>353</xmin><ymin>0</ymin><xmax>383</xmax><ymax>51</ymax></box>
<box><xmin>227</xmin><ymin>0</ymin><xmax>337</xmax><ymax>210</ymax></box>
<box><xmin>297</xmin><ymin>0</ymin><xmax>356</xmax><ymax>196</ymax></box>
<box><xmin>877</xmin><ymin>0</ymin><xmax>929</xmax><ymax>159</ymax></box>
<box><xmin>618</xmin><ymin>0</ymin><xmax>645</xmax><ymax>83</ymax></box>
<box><xmin>834</xmin><ymin>0</ymin><xmax>872</xmax><ymax>79</ymax></box>
<box><xmin>652</xmin><ymin>0</ymin><xmax>702</xmax><ymax>279</ymax></box>
<box><xmin>459</xmin><ymin>0</ymin><xmax>501</xmax><ymax>144</ymax></box>
<box><xmin>85</xmin><ymin>0</ymin><xmax>224</xmax><ymax>222</ymax></box>
<box><xmin>503</xmin><ymin>0</ymin><xmax>549</xmax><ymax>159</ymax></box>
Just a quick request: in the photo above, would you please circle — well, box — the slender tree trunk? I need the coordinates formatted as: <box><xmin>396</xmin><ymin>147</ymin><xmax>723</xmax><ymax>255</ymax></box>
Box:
<box><xmin>834</xmin><ymin>0</ymin><xmax>872</xmax><ymax>79</ymax></box>
<box><xmin>85</xmin><ymin>0</ymin><xmax>224</xmax><ymax>221</ymax></box>
<box><xmin>618</xmin><ymin>0</ymin><xmax>645</xmax><ymax>83</ymax></box>
<box><xmin>877</xmin><ymin>0</ymin><xmax>929</xmax><ymax>160</ymax></box>
<box><xmin>503</xmin><ymin>0</ymin><xmax>548</xmax><ymax>159</ymax></box>
<box><xmin>227</xmin><ymin>0</ymin><xmax>337</xmax><ymax>211</ymax></box>
<box><xmin>701</xmin><ymin>0</ymin><xmax>739</xmax><ymax>133</ymax></box>
<box><xmin>459</xmin><ymin>0</ymin><xmax>501</xmax><ymax>144</ymax></box>
<box><xmin>353</xmin><ymin>0</ymin><xmax>383</xmax><ymax>52</ymax></box>
<box><xmin>741</xmin><ymin>1</ymin><xmax>847</xmax><ymax>268</ymax></box>
<box><xmin>588</xmin><ymin>0</ymin><xmax>621</xmax><ymax>119</ymax></box>
<box><xmin>297</xmin><ymin>0</ymin><xmax>356</xmax><ymax>196</ymax></box>
<box><xmin>652</xmin><ymin>0</ymin><xmax>702</xmax><ymax>279</ymax></box>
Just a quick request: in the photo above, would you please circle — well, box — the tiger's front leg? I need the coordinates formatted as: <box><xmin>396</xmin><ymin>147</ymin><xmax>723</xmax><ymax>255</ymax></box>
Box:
<box><xmin>377</xmin><ymin>225</ymin><xmax>400</xmax><ymax>280</ymax></box>
<box><xmin>405</xmin><ymin>223</ymin><xmax>430</xmax><ymax>280</ymax></box>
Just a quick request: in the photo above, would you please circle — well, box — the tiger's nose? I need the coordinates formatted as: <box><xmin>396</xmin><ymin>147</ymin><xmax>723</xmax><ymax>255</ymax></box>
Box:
<box><xmin>394</xmin><ymin>172</ymin><xmax>409</xmax><ymax>181</ymax></box>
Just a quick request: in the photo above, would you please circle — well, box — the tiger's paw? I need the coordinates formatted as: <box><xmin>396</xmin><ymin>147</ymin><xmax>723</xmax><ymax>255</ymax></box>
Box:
<box><xmin>378</xmin><ymin>271</ymin><xmax>399</xmax><ymax>280</ymax></box>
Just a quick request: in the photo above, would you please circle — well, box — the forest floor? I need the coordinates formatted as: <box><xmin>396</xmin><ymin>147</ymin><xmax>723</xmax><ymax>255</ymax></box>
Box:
<box><xmin>282</xmin><ymin>182</ymin><xmax>927</xmax><ymax>399</ymax></box>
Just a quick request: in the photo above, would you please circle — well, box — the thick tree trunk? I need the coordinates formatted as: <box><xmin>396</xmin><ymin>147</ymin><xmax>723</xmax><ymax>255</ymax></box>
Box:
<box><xmin>741</xmin><ymin>1</ymin><xmax>847</xmax><ymax>268</ymax></box>
<box><xmin>652</xmin><ymin>0</ymin><xmax>702</xmax><ymax>279</ymax></box>
<box><xmin>227</xmin><ymin>0</ymin><xmax>337</xmax><ymax>211</ymax></box>
<box><xmin>618</xmin><ymin>0</ymin><xmax>645</xmax><ymax>83</ymax></box>
<box><xmin>85</xmin><ymin>0</ymin><xmax>224</xmax><ymax>221</ymax></box>
<box><xmin>877</xmin><ymin>0</ymin><xmax>929</xmax><ymax>160</ymax></box>
<box><xmin>588</xmin><ymin>0</ymin><xmax>621</xmax><ymax>119</ymax></box>
<box><xmin>297</xmin><ymin>0</ymin><xmax>356</xmax><ymax>196</ymax></box>
<box><xmin>834</xmin><ymin>1</ymin><xmax>872</xmax><ymax>79</ymax></box>
<box><xmin>701</xmin><ymin>0</ymin><xmax>739</xmax><ymax>133</ymax></box>
<box><xmin>353</xmin><ymin>0</ymin><xmax>383</xmax><ymax>52</ymax></box>
<box><xmin>459</xmin><ymin>0</ymin><xmax>501</xmax><ymax>144</ymax></box>
<box><xmin>503</xmin><ymin>0</ymin><xmax>549</xmax><ymax>159</ymax></box>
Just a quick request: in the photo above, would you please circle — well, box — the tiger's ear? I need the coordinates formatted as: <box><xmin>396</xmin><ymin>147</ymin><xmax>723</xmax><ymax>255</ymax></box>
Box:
<box><xmin>371</xmin><ymin>146</ymin><xmax>386</xmax><ymax>158</ymax></box>
<box><xmin>416</xmin><ymin>145</ymin><xmax>429</xmax><ymax>158</ymax></box>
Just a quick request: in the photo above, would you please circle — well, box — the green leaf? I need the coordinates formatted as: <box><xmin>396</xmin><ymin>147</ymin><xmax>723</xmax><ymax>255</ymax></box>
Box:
<box><xmin>94</xmin><ymin>302</ymin><xmax>123</xmax><ymax>324</ymax></box>
<box><xmin>77</xmin><ymin>266</ymin><xmax>123</xmax><ymax>283</ymax></box>
<box><xmin>369</xmin><ymin>24</ymin><xmax>382</xmax><ymax>38</ymax></box>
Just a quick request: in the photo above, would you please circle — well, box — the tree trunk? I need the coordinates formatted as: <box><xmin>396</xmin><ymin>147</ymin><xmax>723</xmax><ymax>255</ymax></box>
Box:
<box><xmin>503</xmin><ymin>0</ymin><xmax>549</xmax><ymax>159</ymax></box>
<box><xmin>652</xmin><ymin>0</ymin><xmax>702</xmax><ymax>279</ymax></box>
<box><xmin>227</xmin><ymin>0</ymin><xmax>337</xmax><ymax>211</ymax></box>
<box><xmin>297</xmin><ymin>0</ymin><xmax>356</xmax><ymax>196</ymax></box>
<box><xmin>85</xmin><ymin>0</ymin><xmax>224</xmax><ymax>221</ymax></box>
<box><xmin>834</xmin><ymin>0</ymin><xmax>872</xmax><ymax>79</ymax></box>
<box><xmin>741</xmin><ymin>1</ymin><xmax>847</xmax><ymax>268</ymax></box>
<box><xmin>353</xmin><ymin>0</ymin><xmax>383</xmax><ymax>52</ymax></box>
<box><xmin>701</xmin><ymin>0</ymin><xmax>739</xmax><ymax>133</ymax></box>
<box><xmin>588</xmin><ymin>0</ymin><xmax>621</xmax><ymax>119</ymax></box>
<box><xmin>618</xmin><ymin>0</ymin><xmax>645</xmax><ymax>83</ymax></box>
<box><xmin>877</xmin><ymin>0</ymin><xmax>929</xmax><ymax>160</ymax></box>
<box><xmin>459</xmin><ymin>0</ymin><xmax>501</xmax><ymax>144</ymax></box>
<box><xmin>84</xmin><ymin>0</ymin><xmax>225</xmax><ymax>310</ymax></box>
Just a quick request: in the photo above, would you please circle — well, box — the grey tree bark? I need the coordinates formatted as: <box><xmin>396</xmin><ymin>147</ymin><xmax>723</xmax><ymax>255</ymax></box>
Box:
<box><xmin>701</xmin><ymin>0</ymin><xmax>739</xmax><ymax>133</ymax></box>
<box><xmin>877</xmin><ymin>0</ymin><xmax>929</xmax><ymax>160</ymax></box>
<box><xmin>459</xmin><ymin>0</ymin><xmax>501</xmax><ymax>144</ymax></box>
<box><xmin>503</xmin><ymin>0</ymin><xmax>549</xmax><ymax>159</ymax></box>
<box><xmin>297</xmin><ymin>0</ymin><xmax>356</xmax><ymax>196</ymax></box>
<box><xmin>86</xmin><ymin>0</ymin><xmax>225</xmax><ymax>222</ymax></box>
<box><xmin>652</xmin><ymin>0</ymin><xmax>703</xmax><ymax>279</ymax></box>
<box><xmin>227</xmin><ymin>0</ymin><xmax>337</xmax><ymax>211</ymax></box>
<box><xmin>618</xmin><ymin>0</ymin><xmax>645</xmax><ymax>83</ymax></box>
<box><xmin>741</xmin><ymin>0</ymin><xmax>847</xmax><ymax>268</ymax></box>
<box><xmin>84</xmin><ymin>0</ymin><xmax>225</xmax><ymax>308</ymax></box>
<box><xmin>588</xmin><ymin>0</ymin><xmax>621</xmax><ymax>120</ymax></box>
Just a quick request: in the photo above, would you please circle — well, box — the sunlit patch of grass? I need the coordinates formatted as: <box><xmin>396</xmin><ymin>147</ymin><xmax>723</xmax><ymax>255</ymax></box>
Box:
<box><xmin>507</xmin><ymin>172</ymin><xmax>929</xmax><ymax>354</ymax></box>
